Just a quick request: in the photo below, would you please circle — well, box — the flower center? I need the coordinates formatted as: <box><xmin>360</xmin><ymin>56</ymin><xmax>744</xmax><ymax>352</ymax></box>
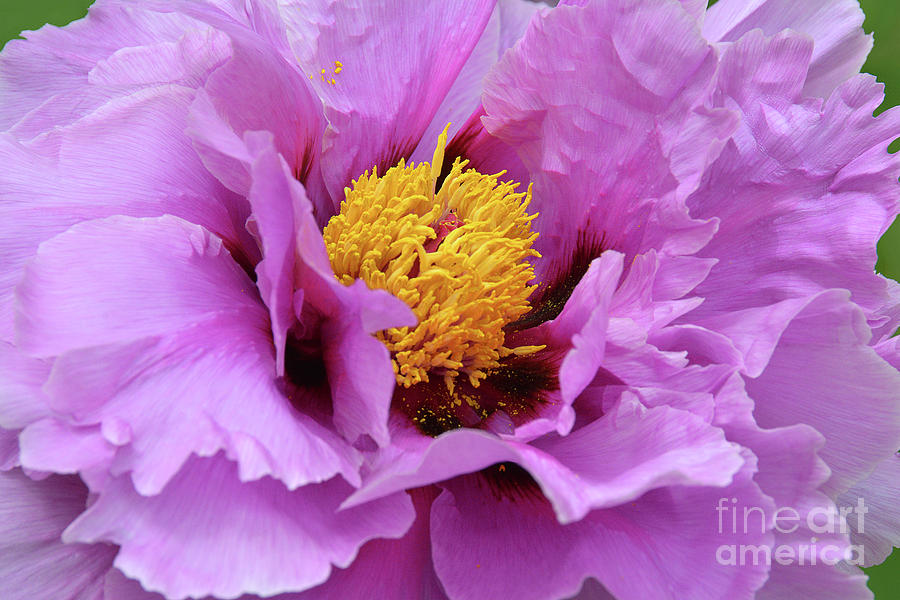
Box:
<box><xmin>323</xmin><ymin>128</ymin><xmax>544</xmax><ymax>392</ymax></box>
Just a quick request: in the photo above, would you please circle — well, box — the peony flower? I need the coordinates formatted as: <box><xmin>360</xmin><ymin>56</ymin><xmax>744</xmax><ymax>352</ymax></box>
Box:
<box><xmin>1</xmin><ymin>0</ymin><xmax>899</xmax><ymax>598</ymax></box>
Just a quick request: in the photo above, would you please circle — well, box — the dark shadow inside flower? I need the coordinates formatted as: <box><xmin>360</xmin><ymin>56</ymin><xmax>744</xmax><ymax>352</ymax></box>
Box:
<box><xmin>568</xmin><ymin>368</ymin><xmax>623</xmax><ymax>430</ymax></box>
<box><xmin>477</xmin><ymin>462</ymin><xmax>549</xmax><ymax>506</ymax></box>
<box><xmin>282</xmin><ymin>335</ymin><xmax>333</xmax><ymax>422</ymax></box>
<box><xmin>437</xmin><ymin>466</ymin><xmax>557</xmax><ymax>520</ymax></box>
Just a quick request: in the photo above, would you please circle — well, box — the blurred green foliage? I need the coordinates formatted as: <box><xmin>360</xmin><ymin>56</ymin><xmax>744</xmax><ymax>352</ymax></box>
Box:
<box><xmin>1</xmin><ymin>0</ymin><xmax>898</xmax><ymax>596</ymax></box>
<box><xmin>0</xmin><ymin>0</ymin><xmax>91</xmax><ymax>47</ymax></box>
<box><xmin>861</xmin><ymin>0</ymin><xmax>900</xmax><ymax>283</ymax></box>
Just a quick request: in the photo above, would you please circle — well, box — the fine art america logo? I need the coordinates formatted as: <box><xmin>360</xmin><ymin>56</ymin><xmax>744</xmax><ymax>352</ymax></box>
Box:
<box><xmin>715</xmin><ymin>497</ymin><xmax>868</xmax><ymax>566</ymax></box>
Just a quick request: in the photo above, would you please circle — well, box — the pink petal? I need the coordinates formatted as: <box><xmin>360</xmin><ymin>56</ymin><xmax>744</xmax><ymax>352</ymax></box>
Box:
<box><xmin>347</xmin><ymin>393</ymin><xmax>744</xmax><ymax>527</ymax></box>
<box><xmin>440</xmin><ymin>105</ymin><xmax>531</xmax><ymax>196</ymax></box>
<box><xmin>410</xmin><ymin>0</ymin><xmax>547</xmax><ymax>165</ymax></box>
<box><xmin>0</xmin><ymin>84</ymin><xmax>257</xmax><ymax>340</ymax></box>
<box><xmin>0</xmin><ymin>341</ymin><xmax>51</xmax><ymax>429</ymax></box>
<box><xmin>190</xmin><ymin>106</ymin><xmax>415</xmax><ymax>449</ymax></box>
<box><xmin>563</xmin><ymin>578</ymin><xmax>617</xmax><ymax>600</ymax></box>
<box><xmin>183</xmin><ymin>6</ymin><xmax>330</xmax><ymax>218</ymax></box>
<box><xmin>837</xmin><ymin>453</ymin><xmax>900</xmax><ymax>566</ymax></box>
<box><xmin>550</xmin><ymin>252</ymin><xmax>622</xmax><ymax>407</ymax></box>
<box><xmin>0</xmin><ymin>429</ymin><xmax>18</xmax><ymax>470</ymax></box>
<box><xmin>277</xmin><ymin>0</ymin><xmax>496</xmax><ymax>203</ymax></box>
<box><xmin>299</xmin><ymin>488</ymin><xmax>448</xmax><ymax>600</ymax></box>
<box><xmin>686</xmin><ymin>34</ymin><xmax>900</xmax><ymax>334</ymax></box>
<box><xmin>481</xmin><ymin>0</ymin><xmax>720</xmax><ymax>281</ymax></box>
<box><xmin>17</xmin><ymin>215</ymin><xmax>359</xmax><ymax>493</ymax></box>
<box><xmin>743</xmin><ymin>291</ymin><xmax>900</xmax><ymax>496</ymax></box>
<box><xmin>608</xmin><ymin>251</ymin><xmax>711</xmax><ymax>334</ymax></box>
<box><xmin>713</xmin><ymin>374</ymin><xmax>861</xmax><ymax>579</ymax></box>
<box><xmin>288</xmin><ymin>166</ymin><xmax>416</xmax><ymax>448</ymax></box>
<box><xmin>19</xmin><ymin>420</ymin><xmax>116</xmax><ymax>487</ymax></box>
<box><xmin>104</xmin><ymin>569</ymin><xmax>166</xmax><ymax>600</ymax></box>
<box><xmin>245</xmin><ymin>133</ymin><xmax>306</xmax><ymax>376</ymax></box>
<box><xmin>756</xmin><ymin>563</ymin><xmax>873</xmax><ymax>600</ymax></box>
<box><xmin>0</xmin><ymin>469</ymin><xmax>115</xmax><ymax>599</ymax></box>
<box><xmin>16</xmin><ymin>215</ymin><xmax>260</xmax><ymax>357</ymax></box>
<box><xmin>704</xmin><ymin>0</ymin><xmax>872</xmax><ymax>98</ymax></box>
<box><xmin>64</xmin><ymin>454</ymin><xmax>415</xmax><ymax>600</ymax></box>
<box><xmin>431</xmin><ymin>455</ymin><xmax>771</xmax><ymax>600</ymax></box>
<box><xmin>0</xmin><ymin>0</ymin><xmax>202</xmax><ymax>132</ymax></box>
<box><xmin>343</xmin><ymin>426</ymin><xmax>523</xmax><ymax>510</ymax></box>
<box><xmin>530</xmin><ymin>392</ymin><xmax>745</xmax><ymax>522</ymax></box>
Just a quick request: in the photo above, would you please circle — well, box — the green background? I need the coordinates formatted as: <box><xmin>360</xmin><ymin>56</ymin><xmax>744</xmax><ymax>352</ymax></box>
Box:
<box><xmin>1</xmin><ymin>0</ymin><xmax>898</xmax><ymax>597</ymax></box>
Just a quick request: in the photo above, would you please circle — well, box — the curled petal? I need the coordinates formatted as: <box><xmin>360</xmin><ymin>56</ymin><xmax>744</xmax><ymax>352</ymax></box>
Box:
<box><xmin>16</xmin><ymin>215</ymin><xmax>359</xmax><ymax>493</ymax></box>
<box><xmin>411</xmin><ymin>0</ymin><xmax>547</xmax><ymax>165</ymax></box>
<box><xmin>838</xmin><ymin>453</ymin><xmax>900</xmax><ymax>567</ymax></box>
<box><xmin>0</xmin><ymin>85</ymin><xmax>256</xmax><ymax>340</ymax></box>
<box><xmin>704</xmin><ymin>0</ymin><xmax>872</xmax><ymax>98</ymax></box>
<box><xmin>431</xmin><ymin>455</ymin><xmax>771</xmax><ymax>600</ymax></box>
<box><xmin>0</xmin><ymin>470</ymin><xmax>115</xmax><ymax>599</ymax></box>
<box><xmin>742</xmin><ymin>291</ymin><xmax>900</xmax><ymax>496</ymax></box>
<box><xmin>0</xmin><ymin>0</ymin><xmax>204</xmax><ymax>132</ymax></box>
<box><xmin>688</xmin><ymin>32</ymin><xmax>900</xmax><ymax>334</ymax></box>
<box><xmin>299</xmin><ymin>488</ymin><xmax>448</xmax><ymax>600</ymax></box>
<box><xmin>348</xmin><ymin>394</ymin><xmax>744</xmax><ymax>527</ymax></box>
<box><xmin>482</xmin><ymin>0</ymin><xmax>720</xmax><ymax>281</ymax></box>
<box><xmin>64</xmin><ymin>454</ymin><xmax>415</xmax><ymax>600</ymax></box>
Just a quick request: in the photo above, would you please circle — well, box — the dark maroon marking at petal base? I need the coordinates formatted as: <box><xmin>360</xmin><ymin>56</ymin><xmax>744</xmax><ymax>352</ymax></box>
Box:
<box><xmin>479</xmin><ymin>353</ymin><xmax>560</xmax><ymax>423</ymax></box>
<box><xmin>509</xmin><ymin>230</ymin><xmax>608</xmax><ymax>331</ymax></box>
<box><xmin>478</xmin><ymin>462</ymin><xmax>548</xmax><ymax>505</ymax></box>
<box><xmin>443</xmin><ymin>467</ymin><xmax>554</xmax><ymax>516</ymax></box>
<box><xmin>394</xmin><ymin>379</ymin><xmax>465</xmax><ymax>437</ymax></box>
<box><xmin>435</xmin><ymin>112</ymin><xmax>484</xmax><ymax>189</ymax></box>
<box><xmin>291</xmin><ymin>138</ymin><xmax>317</xmax><ymax>186</ymax></box>
<box><xmin>377</xmin><ymin>137</ymin><xmax>421</xmax><ymax>177</ymax></box>
<box><xmin>394</xmin><ymin>351</ymin><xmax>560</xmax><ymax>437</ymax></box>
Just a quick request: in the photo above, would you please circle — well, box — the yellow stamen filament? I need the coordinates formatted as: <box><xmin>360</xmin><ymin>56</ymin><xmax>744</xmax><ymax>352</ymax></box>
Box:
<box><xmin>323</xmin><ymin>127</ymin><xmax>543</xmax><ymax>388</ymax></box>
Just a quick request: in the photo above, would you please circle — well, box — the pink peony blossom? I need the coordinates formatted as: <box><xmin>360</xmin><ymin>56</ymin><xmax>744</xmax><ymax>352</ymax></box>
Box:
<box><xmin>1</xmin><ymin>1</ymin><xmax>899</xmax><ymax>599</ymax></box>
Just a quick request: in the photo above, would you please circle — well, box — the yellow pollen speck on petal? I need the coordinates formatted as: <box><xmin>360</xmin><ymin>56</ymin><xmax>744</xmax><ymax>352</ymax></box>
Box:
<box><xmin>323</xmin><ymin>125</ymin><xmax>543</xmax><ymax>389</ymax></box>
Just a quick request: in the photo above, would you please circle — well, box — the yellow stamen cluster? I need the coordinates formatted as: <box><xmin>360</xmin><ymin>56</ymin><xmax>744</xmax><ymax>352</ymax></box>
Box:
<box><xmin>323</xmin><ymin>128</ymin><xmax>543</xmax><ymax>389</ymax></box>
